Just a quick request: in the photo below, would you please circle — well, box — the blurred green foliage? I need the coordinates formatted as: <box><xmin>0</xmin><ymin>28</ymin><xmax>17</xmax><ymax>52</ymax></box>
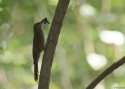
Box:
<box><xmin>0</xmin><ymin>0</ymin><xmax>125</xmax><ymax>89</ymax></box>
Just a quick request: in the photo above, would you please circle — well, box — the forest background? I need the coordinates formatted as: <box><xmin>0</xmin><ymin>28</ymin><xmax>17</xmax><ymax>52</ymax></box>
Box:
<box><xmin>0</xmin><ymin>0</ymin><xmax>125</xmax><ymax>89</ymax></box>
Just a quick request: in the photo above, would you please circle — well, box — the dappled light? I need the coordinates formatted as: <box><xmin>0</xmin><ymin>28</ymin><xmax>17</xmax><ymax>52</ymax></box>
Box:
<box><xmin>95</xmin><ymin>83</ymin><xmax>105</xmax><ymax>89</ymax></box>
<box><xmin>86</xmin><ymin>53</ymin><xmax>107</xmax><ymax>70</ymax></box>
<box><xmin>99</xmin><ymin>30</ymin><xmax>124</xmax><ymax>46</ymax></box>
<box><xmin>79</xmin><ymin>4</ymin><xmax>96</xmax><ymax>17</ymax></box>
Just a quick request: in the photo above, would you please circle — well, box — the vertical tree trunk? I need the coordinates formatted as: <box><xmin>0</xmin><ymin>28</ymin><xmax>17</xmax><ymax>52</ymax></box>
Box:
<box><xmin>38</xmin><ymin>0</ymin><xmax>70</xmax><ymax>89</ymax></box>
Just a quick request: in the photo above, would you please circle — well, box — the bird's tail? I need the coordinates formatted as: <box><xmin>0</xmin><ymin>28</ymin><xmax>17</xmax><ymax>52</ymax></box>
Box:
<box><xmin>34</xmin><ymin>61</ymin><xmax>38</xmax><ymax>82</ymax></box>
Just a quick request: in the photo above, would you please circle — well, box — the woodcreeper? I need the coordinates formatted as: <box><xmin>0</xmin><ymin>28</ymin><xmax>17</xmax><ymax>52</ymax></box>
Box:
<box><xmin>33</xmin><ymin>18</ymin><xmax>50</xmax><ymax>82</ymax></box>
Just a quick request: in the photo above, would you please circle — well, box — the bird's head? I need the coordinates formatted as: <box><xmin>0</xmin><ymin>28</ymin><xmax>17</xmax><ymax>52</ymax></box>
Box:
<box><xmin>33</xmin><ymin>21</ymin><xmax>42</xmax><ymax>30</ymax></box>
<box><xmin>33</xmin><ymin>18</ymin><xmax>50</xmax><ymax>30</ymax></box>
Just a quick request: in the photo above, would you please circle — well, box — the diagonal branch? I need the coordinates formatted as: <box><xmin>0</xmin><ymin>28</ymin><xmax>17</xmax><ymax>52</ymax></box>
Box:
<box><xmin>38</xmin><ymin>0</ymin><xmax>70</xmax><ymax>89</ymax></box>
<box><xmin>86</xmin><ymin>56</ymin><xmax>125</xmax><ymax>89</ymax></box>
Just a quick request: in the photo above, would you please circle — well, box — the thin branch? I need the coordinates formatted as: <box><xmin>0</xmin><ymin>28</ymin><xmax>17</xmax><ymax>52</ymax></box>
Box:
<box><xmin>86</xmin><ymin>56</ymin><xmax>125</xmax><ymax>89</ymax></box>
<box><xmin>38</xmin><ymin>0</ymin><xmax>70</xmax><ymax>89</ymax></box>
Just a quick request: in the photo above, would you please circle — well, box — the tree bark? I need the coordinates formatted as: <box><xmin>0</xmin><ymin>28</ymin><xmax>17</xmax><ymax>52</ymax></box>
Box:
<box><xmin>38</xmin><ymin>0</ymin><xmax>70</xmax><ymax>89</ymax></box>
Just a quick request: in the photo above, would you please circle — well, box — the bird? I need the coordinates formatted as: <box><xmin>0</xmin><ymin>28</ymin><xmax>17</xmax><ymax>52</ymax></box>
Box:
<box><xmin>33</xmin><ymin>18</ymin><xmax>50</xmax><ymax>82</ymax></box>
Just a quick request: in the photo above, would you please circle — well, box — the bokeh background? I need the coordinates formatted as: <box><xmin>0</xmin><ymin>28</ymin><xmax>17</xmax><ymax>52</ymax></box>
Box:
<box><xmin>0</xmin><ymin>0</ymin><xmax>125</xmax><ymax>89</ymax></box>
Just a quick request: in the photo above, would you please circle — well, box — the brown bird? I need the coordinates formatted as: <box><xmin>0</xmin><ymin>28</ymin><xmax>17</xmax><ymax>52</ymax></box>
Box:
<box><xmin>33</xmin><ymin>18</ymin><xmax>50</xmax><ymax>82</ymax></box>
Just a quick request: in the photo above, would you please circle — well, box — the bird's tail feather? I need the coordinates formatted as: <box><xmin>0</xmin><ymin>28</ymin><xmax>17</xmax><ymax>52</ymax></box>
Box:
<box><xmin>34</xmin><ymin>61</ymin><xmax>38</xmax><ymax>82</ymax></box>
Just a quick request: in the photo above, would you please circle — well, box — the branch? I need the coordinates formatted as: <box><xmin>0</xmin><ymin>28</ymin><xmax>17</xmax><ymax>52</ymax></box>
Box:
<box><xmin>38</xmin><ymin>0</ymin><xmax>70</xmax><ymax>89</ymax></box>
<box><xmin>86</xmin><ymin>56</ymin><xmax>125</xmax><ymax>89</ymax></box>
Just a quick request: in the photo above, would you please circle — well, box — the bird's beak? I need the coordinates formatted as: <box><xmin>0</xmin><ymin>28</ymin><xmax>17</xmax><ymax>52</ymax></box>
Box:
<box><xmin>41</xmin><ymin>18</ymin><xmax>46</xmax><ymax>23</ymax></box>
<box><xmin>40</xmin><ymin>21</ymin><xmax>43</xmax><ymax>24</ymax></box>
<box><xmin>38</xmin><ymin>21</ymin><xmax>43</xmax><ymax>27</ymax></box>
